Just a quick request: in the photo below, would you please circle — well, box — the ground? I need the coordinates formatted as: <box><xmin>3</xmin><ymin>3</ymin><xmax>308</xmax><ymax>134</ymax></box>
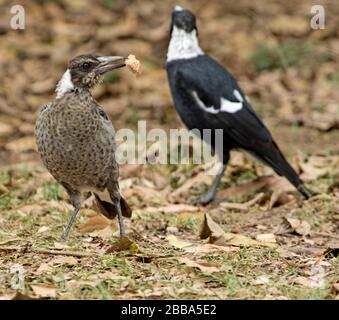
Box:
<box><xmin>0</xmin><ymin>0</ymin><xmax>338</xmax><ymax>300</ymax></box>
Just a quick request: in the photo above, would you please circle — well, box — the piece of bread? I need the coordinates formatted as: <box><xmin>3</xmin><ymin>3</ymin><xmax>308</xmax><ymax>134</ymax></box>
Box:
<box><xmin>125</xmin><ymin>54</ymin><xmax>141</xmax><ymax>77</ymax></box>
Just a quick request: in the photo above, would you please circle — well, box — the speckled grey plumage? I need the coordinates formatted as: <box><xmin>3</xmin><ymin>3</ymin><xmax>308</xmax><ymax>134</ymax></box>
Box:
<box><xmin>36</xmin><ymin>87</ymin><xmax>131</xmax><ymax>239</ymax></box>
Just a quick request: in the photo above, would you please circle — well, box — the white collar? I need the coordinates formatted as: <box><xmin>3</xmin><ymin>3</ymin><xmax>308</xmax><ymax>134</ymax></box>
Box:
<box><xmin>167</xmin><ymin>26</ymin><xmax>204</xmax><ymax>62</ymax></box>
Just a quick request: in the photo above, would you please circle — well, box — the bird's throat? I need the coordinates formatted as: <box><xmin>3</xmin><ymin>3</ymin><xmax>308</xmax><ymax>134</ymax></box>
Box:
<box><xmin>167</xmin><ymin>26</ymin><xmax>204</xmax><ymax>62</ymax></box>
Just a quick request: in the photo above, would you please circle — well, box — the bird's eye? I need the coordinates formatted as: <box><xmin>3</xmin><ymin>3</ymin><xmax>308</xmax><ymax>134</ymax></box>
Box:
<box><xmin>81</xmin><ymin>62</ymin><xmax>91</xmax><ymax>70</ymax></box>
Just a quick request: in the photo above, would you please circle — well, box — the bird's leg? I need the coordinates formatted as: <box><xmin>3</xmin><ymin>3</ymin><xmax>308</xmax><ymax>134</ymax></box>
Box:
<box><xmin>191</xmin><ymin>164</ymin><xmax>227</xmax><ymax>205</ymax></box>
<box><xmin>60</xmin><ymin>185</ymin><xmax>81</xmax><ymax>241</ymax></box>
<box><xmin>61</xmin><ymin>205</ymin><xmax>80</xmax><ymax>241</ymax></box>
<box><xmin>115</xmin><ymin>201</ymin><xmax>126</xmax><ymax>238</ymax></box>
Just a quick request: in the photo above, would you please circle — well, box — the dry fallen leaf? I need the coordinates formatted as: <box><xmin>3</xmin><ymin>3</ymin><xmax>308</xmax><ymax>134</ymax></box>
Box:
<box><xmin>49</xmin><ymin>256</ymin><xmax>78</xmax><ymax>266</ymax></box>
<box><xmin>36</xmin><ymin>263</ymin><xmax>53</xmax><ymax>274</ymax></box>
<box><xmin>220</xmin><ymin>193</ymin><xmax>265</xmax><ymax>211</ymax></box>
<box><xmin>297</xmin><ymin>155</ymin><xmax>338</xmax><ymax>182</ymax></box>
<box><xmin>53</xmin><ymin>242</ymin><xmax>70</xmax><ymax>250</ymax></box>
<box><xmin>0</xmin><ymin>291</ymin><xmax>34</xmax><ymax>300</ymax></box>
<box><xmin>218</xmin><ymin>175</ymin><xmax>296</xmax><ymax>208</ymax></box>
<box><xmin>184</xmin><ymin>244</ymin><xmax>236</xmax><ymax>254</ymax></box>
<box><xmin>254</xmin><ymin>275</ymin><xmax>271</xmax><ymax>285</ymax></box>
<box><xmin>106</xmin><ymin>236</ymin><xmax>139</xmax><ymax>253</ymax></box>
<box><xmin>256</xmin><ymin>233</ymin><xmax>277</xmax><ymax>244</ymax></box>
<box><xmin>178</xmin><ymin>257</ymin><xmax>221</xmax><ymax>273</ymax></box>
<box><xmin>200</xmin><ymin>213</ymin><xmax>277</xmax><ymax>248</ymax></box>
<box><xmin>37</xmin><ymin>226</ymin><xmax>50</xmax><ymax>234</ymax></box>
<box><xmin>31</xmin><ymin>284</ymin><xmax>60</xmax><ymax>298</ymax></box>
<box><xmin>166</xmin><ymin>235</ymin><xmax>193</xmax><ymax>249</ymax></box>
<box><xmin>5</xmin><ymin>136</ymin><xmax>37</xmax><ymax>153</ymax></box>
<box><xmin>285</xmin><ymin>217</ymin><xmax>311</xmax><ymax>236</ymax></box>
<box><xmin>90</xmin><ymin>225</ymin><xmax>116</xmax><ymax>239</ymax></box>
<box><xmin>78</xmin><ymin>213</ymin><xmax>112</xmax><ymax>234</ymax></box>
<box><xmin>147</xmin><ymin>204</ymin><xmax>199</xmax><ymax>214</ymax></box>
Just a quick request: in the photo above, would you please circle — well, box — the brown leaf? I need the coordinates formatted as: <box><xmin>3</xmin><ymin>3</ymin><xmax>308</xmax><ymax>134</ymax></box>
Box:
<box><xmin>220</xmin><ymin>193</ymin><xmax>265</xmax><ymax>211</ymax></box>
<box><xmin>91</xmin><ymin>225</ymin><xmax>116</xmax><ymax>239</ymax></box>
<box><xmin>36</xmin><ymin>263</ymin><xmax>53</xmax><ymax>274</ymax></box>
<box><xmin>5</xmin><ymin>136</ymin><xmax>37</xmax><ymax>153</ymax></box>
<box><xmin>31</xmin><ymin>284</ymin><xmax>60</xmax><ymax>298</ymax></box>
<box><xmin>147</xmin><ymin>204</ymin><xmax>199</xmax><ymax>214</ymax></box>
<box><xmin>184</xmin><ymin>244</ymin><xmax>236</xmax><ymax>254</ymax></box>
<box><xmin>106</xmin><ymin>236</ymin><xmax>139</xmax><ymax>253</ymax></box>
<box><xmin>49</xmin><ymin>256</ymin><xmax>78</xmax><ymax>266</ymax></box>
<box><xmin>256</xmin><ymin>233</ymin><xmax>277</xmax><ymax>244</ymax></box>
<box><xmin>218</xmin><ymin>175</ymin><xmax>296</xmax><ymax>207</ymax></box>
<box><xmin>53</xmin><ymin>242</ymin><xmax>70</xmax><ymax>250</ymax></box>
<box><xmin>178</xmin><ymin>257</ymin><xmax>221</xmax><ymax>273</ymax></box>
<box><xmin>78</xmin><ymin>213</ymin><xmax>111</xmax><ymax>233</ymax></box>
<box><xmin>37</xmin><ymin>226</ymin><xmax>50</xmax><ymax>234</ymax></box>
<box><xmin>200</xmin><ymin>213</ymin><xmax>276</xmax><ymax>248</ymax></box>
<box><xmin>166</xmin><ymin>235</ymin><xmax>193</xmax><ymax>249</ymax></box>
<box><xmin>0</xmin><ymin>291</ymin><xmax>34</xmax><ymax>300</ymax></box>
<box><xmin>199</xmin><ymin>213</ymin><xmax>226</xmax><ymax>242</ymax></box>
<box><xmin>285</xmin><ymin>217</ymin><xmax>311</xmax><ymax>236</ymax></box>
<box><xmin>297</xmin><ymin>155</ymin><xmax>338</xmax><ymax>182</ymax></box>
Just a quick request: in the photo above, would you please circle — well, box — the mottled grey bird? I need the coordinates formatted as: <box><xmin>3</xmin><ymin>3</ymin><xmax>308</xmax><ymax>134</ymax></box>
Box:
<box><xmin>35</xmin><ymin>54</ymin><xmax>132</xmax><ymax>241</ymax></box>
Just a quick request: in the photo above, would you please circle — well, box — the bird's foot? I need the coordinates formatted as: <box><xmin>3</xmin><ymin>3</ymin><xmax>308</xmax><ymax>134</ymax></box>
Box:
<box><xmin>60</xmin><ymin>233</ymin><xmax>68</xmax><ymax>242</ymax></box>
<box><xmin>191</xmin><ymin>192</ymin><xmax>215</xmax><ymax>206</ymax></box>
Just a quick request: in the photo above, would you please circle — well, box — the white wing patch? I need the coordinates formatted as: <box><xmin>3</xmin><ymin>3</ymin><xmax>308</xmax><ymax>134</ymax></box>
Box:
<box><xmin>191</xmin><ymin>89</ymin><xmax>244</xmax><ymax>114</ymax></box>
<box><xmin>191</xmin><ymin>91</ymin><xmax>219</xmax><ymax>114</ymax></box>
<box><xmin>56</xmin><ymin>69</ymin><xmax>74</xmax><ymax>99</ymax></box>
<box><xmin>233</xmin><ymin>89</ymin><xmax>244</xmax><ymax>102</ymax></box>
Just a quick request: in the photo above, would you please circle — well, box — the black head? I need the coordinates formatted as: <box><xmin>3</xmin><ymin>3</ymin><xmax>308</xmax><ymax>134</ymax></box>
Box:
<box><xmin>171</xmin><ymin>5</ymin><xmax>197</xmax><ymax>34</ymax></box>
<box><xmin>68</xmin><ymin>54</ymin><xmax>125</xmax><ymax>88</ymax></box>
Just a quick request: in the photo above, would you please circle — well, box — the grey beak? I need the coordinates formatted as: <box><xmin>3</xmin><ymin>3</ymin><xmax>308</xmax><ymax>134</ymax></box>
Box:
<box><xmin>95</xmin><ymin>56</ymin><xmax>126</xmax><ymax>74</ymax></box>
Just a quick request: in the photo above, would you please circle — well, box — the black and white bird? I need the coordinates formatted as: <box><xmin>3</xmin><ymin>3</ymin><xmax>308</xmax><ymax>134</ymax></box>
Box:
<box><xmin>166</xmin><ymin>6</ymin><xmax>311</xmax><ymax>205</ymax></box>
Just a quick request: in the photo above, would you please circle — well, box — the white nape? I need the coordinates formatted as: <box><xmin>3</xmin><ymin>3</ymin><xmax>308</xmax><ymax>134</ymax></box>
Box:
<box><xmin>191</xmin><ymin>90</ymin><xmax>243</xmax><ymax>114</ymax></box>
<box><xmin>167</xmin><ymin>26</ymin><xmax>204</xmax><ymax>62</ymax></box>
<box><xmin>55</xmin><ymin>69</ymin><xmax>74</xmax><ymax>99</ymax></box>
<box><xmin>174</xmin><ymin>5</ymin><xmax>184</xmax><ymax>11</ymax></box>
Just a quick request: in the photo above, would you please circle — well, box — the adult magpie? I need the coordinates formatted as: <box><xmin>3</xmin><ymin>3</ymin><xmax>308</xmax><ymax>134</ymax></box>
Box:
<box><xmin>166</xmin><ymin>6</ymin><xmax>311</xmax><ymax>205</ymax></box>
<box><xmin>35</xmin><ymin>54</ymin><xmax>132</xmax><ymax>240</ymax></box>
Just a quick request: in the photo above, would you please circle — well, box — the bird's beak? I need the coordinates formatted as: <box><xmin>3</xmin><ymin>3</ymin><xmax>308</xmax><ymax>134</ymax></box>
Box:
<box><xmin>95</xmin><ymin>56</ymin><xmax>126</xmax><ymax>75</ymax></box>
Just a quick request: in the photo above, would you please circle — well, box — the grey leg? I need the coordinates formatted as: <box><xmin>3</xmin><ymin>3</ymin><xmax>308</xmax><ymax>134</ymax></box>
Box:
<box><xmin>115</xmin><ymin>201</ymin><xmax>126</xmax><ymax>238</ymax></box>
<box><xmin>191</xmin><ymin>164</ymin><xmax>227</xmax><ymax>205</ymax></box>
<box><xmin>61</xmin><ymin>205</ymin><xmax>80</xmax><ymax>241</ymax></box>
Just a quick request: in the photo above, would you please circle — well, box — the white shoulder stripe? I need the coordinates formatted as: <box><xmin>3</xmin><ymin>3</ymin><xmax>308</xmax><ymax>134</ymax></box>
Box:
<box><xmin>233</xmin><ymin>89</ymin><xmax>244</xmax><ymax>102</ymax></box>
<box><xmin>220</xmin><ymin>98</ymin><xmax>243</xmax><ymax>113</ymax></box>
<box><xmin>191</xmin><ymin>90</ymin><xmax>243</xmax><ymax>114</ymax></box>
<box><xmin>191</xmin><ymin>91</ymin><xmax>219</xmax><ymax>114</ymax></box>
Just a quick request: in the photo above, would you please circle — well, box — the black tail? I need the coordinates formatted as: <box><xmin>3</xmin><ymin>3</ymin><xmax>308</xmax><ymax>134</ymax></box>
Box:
<box><xmin>94</xmin><ymin>194</ymin><xmax>132</xmax><ymax>219</ymax></box>
<box><xmin>255</xmin><ymin>142</ymin><xmax>312</xmax><ymax>199</ymax></box>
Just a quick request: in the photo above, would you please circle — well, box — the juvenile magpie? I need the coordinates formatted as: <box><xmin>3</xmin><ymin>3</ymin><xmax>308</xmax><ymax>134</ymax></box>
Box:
<box><xmin>166</xmin><ymin>6</ymin><xmax>312</xmax><ymax>205</ymax></box>
<box><xmin>35</xmin><ymin>54</ymin><xmax>132</xmax><ymax>240</ymax></box>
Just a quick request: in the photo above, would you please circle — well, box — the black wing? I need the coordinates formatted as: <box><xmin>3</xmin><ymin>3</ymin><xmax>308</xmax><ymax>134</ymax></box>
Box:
<box><xmin>174</xmin><ymin>56</ymin><xmax>273</xmax><ymax>152</ymax></box>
